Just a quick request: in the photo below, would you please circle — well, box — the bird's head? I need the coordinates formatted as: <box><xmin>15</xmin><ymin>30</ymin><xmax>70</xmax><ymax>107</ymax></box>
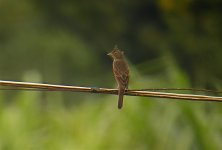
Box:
<box><xmin>107</xmin><ymin>45</ymin><xmax>124</xmax><ymax>59</ymax></box>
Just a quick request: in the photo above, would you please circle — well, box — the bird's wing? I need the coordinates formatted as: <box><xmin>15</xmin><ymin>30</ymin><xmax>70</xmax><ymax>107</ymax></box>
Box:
<box><xmin>113</xmin><ymin>60</ymin><xmax>129</xmax><ymax>88</ymax></box>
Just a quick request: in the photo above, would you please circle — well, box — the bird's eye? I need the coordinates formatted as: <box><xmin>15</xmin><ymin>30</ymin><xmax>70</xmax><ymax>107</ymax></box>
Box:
<box><xmin>113</xmin><ymin>51</ymin><xmax>118</xmax><ymax>54</ymax></box>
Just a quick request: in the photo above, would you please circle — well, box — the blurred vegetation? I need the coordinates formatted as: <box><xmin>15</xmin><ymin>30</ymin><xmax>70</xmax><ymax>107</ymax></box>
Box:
<box><xmin>0</xmin><ymin>0</ymin><xmax>222</xmax><ymax>149</ymax></box>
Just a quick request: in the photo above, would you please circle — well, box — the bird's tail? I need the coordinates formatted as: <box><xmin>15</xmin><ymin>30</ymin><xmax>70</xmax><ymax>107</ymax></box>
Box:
<box><xmin>118</xmin><ymin>88</ymin><xmax>125</xmax><ymax>109</ymax></box>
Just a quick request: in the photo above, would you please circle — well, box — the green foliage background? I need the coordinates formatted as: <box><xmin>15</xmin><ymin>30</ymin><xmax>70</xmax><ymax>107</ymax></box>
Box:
<box><xmin>0</xmin><ymin>0</ymin><xmax>222</xmax><ymax>149</ymax></box>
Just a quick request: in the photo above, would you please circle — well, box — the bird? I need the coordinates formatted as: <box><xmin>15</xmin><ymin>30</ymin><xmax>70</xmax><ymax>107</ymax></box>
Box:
<box><xmin>107</xmin><ymin>45</ymin><xmax>129</xmax><ymax>109</ymax></box>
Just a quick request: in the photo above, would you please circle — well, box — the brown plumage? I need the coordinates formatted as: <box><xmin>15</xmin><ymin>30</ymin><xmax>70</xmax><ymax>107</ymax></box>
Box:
<box><xmin>107</xmin><ymin>45</ymin><xmax>129</xmax><ymax>109</ymax></box>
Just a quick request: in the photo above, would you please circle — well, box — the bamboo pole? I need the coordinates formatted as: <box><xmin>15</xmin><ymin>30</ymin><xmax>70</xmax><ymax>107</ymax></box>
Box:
<box><xmin>0</xmin><ymin>80</ymin><xmax>222</xmax><ymax>102</ymax></box>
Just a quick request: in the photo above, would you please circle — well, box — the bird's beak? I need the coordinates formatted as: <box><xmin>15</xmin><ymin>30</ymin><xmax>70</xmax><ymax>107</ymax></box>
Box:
<box><xmin>107</xmin><ymin>53</ymin><xmax>112</xmax><ymax>56</ymax></box>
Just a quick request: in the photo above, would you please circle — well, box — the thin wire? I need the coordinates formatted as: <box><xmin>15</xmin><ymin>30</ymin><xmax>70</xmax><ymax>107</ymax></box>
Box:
<box><xmin>0</xmin><ymin>80</ymin><xmax>222</xmax><ymax>102</ymax></box>
<box><xmin>128</xmin><ymin>88</ymin><xmax>222</xmax><ymax>94</ymax></box>
<box><xmin>0</xmin><ymin>87</ymin><xmax>57</xmax><ymax>92</ymax></box>
<box><xmin>1</xmin><ymin>87</ymin><xmax>220</xmax><ymax>94</ymax></box>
